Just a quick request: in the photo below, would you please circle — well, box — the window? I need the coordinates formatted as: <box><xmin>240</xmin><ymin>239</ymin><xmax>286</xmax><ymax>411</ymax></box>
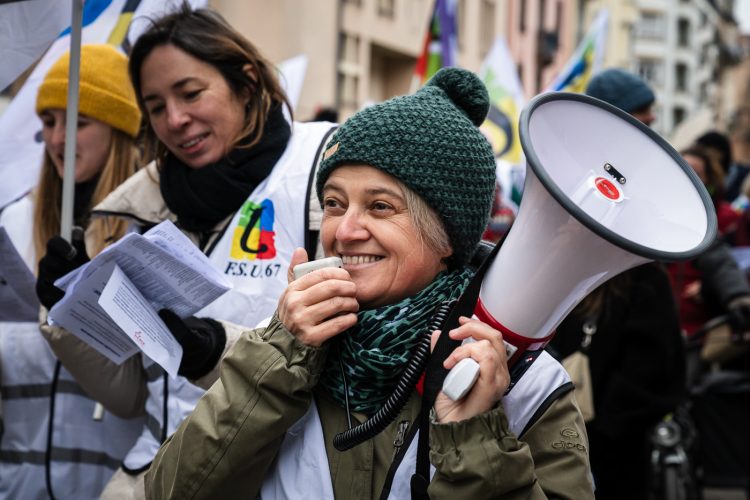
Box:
<box><xmin>677</xmin><ymin>18</ymin><xmax>690</xmax><ymax>47</ymax></box>
<box><xmin>637</xmin><ymin>59</ymin><xmax>663</xmax><ymax>86</ymax></box>
<box><xmin>673</xmin><ymin>107</ymin><xmax>686</xmax><ymax>127</ymax></box>
<box><xmin>675</xmin><ymin>63</ymin><xmax>688</xmax><ymax>92</ymax></box>
<box><xmin>636</xmin><ymin>12</ymin><xmax>665</xmax><ymax>40</ymax></box>
<box><xmin>338</xmin><ymin>33</ymin><xmax>360</xmax><ymax>107</ymax></box>
<box><xmin>377</xmin><ymin>0</ymin><xmax>395</xmax><ymax>18</ymax></box>
<box><xmin>699</xmin><ymin>82</ymin><xmax>709</xmax><ymax>102</ymax></box>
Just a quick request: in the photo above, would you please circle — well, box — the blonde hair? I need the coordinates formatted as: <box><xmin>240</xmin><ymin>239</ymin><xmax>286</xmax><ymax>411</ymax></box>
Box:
<box><xmin>32</xmin><ymin>129</ymin><xmax>139</xmax><ymax>265</ymax></box>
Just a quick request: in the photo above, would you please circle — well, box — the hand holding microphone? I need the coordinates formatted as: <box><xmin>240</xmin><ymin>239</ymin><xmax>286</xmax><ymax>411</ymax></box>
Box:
<box><xmin>277</xmin><ymin>249</ymin><xmax>359</xmax><ymax>347</ymax></box>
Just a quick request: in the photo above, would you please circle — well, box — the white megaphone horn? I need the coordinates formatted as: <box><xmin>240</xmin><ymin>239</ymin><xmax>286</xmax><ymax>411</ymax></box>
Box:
<box><xmin>442</xmin><ymin>92</ymin><xmax>717</xmax><ymax>400</ymax></box>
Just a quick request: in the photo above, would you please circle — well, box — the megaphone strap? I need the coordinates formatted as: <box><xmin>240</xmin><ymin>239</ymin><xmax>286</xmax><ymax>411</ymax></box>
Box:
<box><xmin>412</xmin><ymin>238</ymin><xmax>504</xmax><ymax>499</ymax></box>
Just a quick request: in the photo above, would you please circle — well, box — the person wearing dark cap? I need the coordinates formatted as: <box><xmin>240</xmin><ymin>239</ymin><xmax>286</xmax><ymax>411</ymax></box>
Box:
<box><xmin>585</xmin><ymin>68</ymin><xmax>656</xmax><ymax>126</ymax></box>
<box><xmin>145</xmin><ymin>68</ymin><xmax>594</xmax><ymax>499</ymax></box>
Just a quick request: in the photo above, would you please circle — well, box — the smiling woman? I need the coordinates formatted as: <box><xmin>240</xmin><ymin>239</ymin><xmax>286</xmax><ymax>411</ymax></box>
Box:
<box><xmin>32</xmin><ymin>5</ymin><xmax>340</xmax><ymax>500</ymax></box>
<box><xmin>137</xmin><ymin>44</ymin><xmax>249</xmax><ymax>169</ymax></box>
<box><xmin>145</xmin><ymin>67</ymin><xmax>595</xmax><ymax>500</ymax></box>
<box><xmin>321</xmin><ymin>166</ymin><xmax>451</xmax><ymax>309</ymax></box>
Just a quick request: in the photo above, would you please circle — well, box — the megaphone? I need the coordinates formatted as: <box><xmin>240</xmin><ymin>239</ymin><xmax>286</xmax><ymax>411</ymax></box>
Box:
<box><xmin>443</xmin><ymin>92</ymin><xmax>717</xmax><ymax>400</ymax></box>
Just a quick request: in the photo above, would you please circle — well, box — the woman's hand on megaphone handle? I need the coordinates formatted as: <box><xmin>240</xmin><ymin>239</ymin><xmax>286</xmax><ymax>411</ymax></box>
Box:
<box><xmin>432</xmin><ymin>316</ymin><xmax>510</xmax><ymax>424</ymax></box>
<box><xmin>278</xmin><ymin>248</ymin><xmax>359</xmax><ymax>347</ymax></box>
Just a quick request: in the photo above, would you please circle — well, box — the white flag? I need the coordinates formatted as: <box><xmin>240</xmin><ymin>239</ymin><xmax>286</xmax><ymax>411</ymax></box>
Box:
<box><xmin>0</xmin><ymin>0</ymin><xmax>71</xmax><ymax>92</ymax></box>
<box><xmin>0</xmin><ymin>0</ymin><xmax>207</xmax><ymax>211</ymax></box>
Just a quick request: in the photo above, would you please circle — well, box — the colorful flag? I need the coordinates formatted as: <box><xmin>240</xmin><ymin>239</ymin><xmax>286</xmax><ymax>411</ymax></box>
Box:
<box><xmin>412</xmin><ymin>0</ymin><xmax>457</xmax><ymax>90</ymax></box>
<box><xmin>547</xmin><ymin>9</ymin><xmax>608</xmax><ymax>93</ymax></box>
<box><xmin>0</xmin><ymin>0</ymin><xmax>206</xmax><ymax>211</ymax></box>
<box><xmin>478</xmin><ymin>37</ymin><xmax>526</xmax><ymax>208</ymax></box>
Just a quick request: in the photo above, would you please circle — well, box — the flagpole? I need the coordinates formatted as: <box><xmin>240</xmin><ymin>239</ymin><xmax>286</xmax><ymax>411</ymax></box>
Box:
<box><xmin>60</xmin><ymin>0</ymin><xmax>83</xmax><ymax>242</ymax></box>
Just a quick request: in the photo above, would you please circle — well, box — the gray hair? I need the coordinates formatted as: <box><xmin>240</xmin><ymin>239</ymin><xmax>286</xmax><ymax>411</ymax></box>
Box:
<box><xmin>399</xmin><ymin>180</ymin><xmax>453</xmax><ymax>260</ymax></box>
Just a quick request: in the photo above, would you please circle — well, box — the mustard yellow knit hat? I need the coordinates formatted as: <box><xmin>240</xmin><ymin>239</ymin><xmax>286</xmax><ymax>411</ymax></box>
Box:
<box><xmin>36</xmin><ymin>44</ymin><xmax>141</xmax><ymax>138</ymax></box>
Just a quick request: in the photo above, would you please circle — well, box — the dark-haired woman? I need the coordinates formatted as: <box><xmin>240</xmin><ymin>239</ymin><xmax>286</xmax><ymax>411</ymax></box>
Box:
<box><xmin>36</xmin><ymin>6</ymin><xmax>336</xmax><ymax>499</ymax></box>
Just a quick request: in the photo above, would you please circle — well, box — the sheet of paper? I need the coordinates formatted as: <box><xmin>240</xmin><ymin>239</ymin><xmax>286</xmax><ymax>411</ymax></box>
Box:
<box><xmin>98</xmin><ymin>264</ymin><xmax>182</xmax><ymax>378</ymax></box>
<box><xmin>48</xmin><ymin>260</ymin><xmax>139</xmax><ymax>364</ymax></box>
<box><xmin>142</xmin><ymin>221</ymin><xmax>231</xmax><ymax>289</ymax></box>
<box><xmin>55</xmin><ymin>221</ymin><xmax>231</xmax><ymax>317</ymax></box>
<box><xmin>0</xmin><ymin>226</ymin><xmax>40</xmax><ymax>322</ymax></box>
<box><xmin>48</xmin><ymin>220</ymin><xmax>231</xmax><ymax>375</ymax></box>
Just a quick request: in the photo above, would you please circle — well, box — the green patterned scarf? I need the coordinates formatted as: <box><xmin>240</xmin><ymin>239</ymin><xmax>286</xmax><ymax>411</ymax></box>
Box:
<box><xmin>320</xmin><ymin>267</ymin><xmax>473</xmax><ymax>415</ymax></box>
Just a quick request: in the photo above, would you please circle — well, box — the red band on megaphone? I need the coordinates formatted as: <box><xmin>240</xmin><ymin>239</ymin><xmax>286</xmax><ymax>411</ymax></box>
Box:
<box><xmin>474</xmin><ymin>298</ymin><xmax>555</xmax><ymax>358</ymax></box>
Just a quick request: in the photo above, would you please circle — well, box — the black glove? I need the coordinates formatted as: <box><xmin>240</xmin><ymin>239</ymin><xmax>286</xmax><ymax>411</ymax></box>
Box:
<box><xmin>36</xmin><ymin>235</ymin><xmax>90</xmax><ymax>310</ymax></box>
<box><xmin>727</xmin><ymin>296</ymin><xmax>750</xmax><ymax>332</ymax></box>
<box><xmin>158</xmin><ymin>309</ymin><xmax>226</xmax><ymax>379</ymax></box>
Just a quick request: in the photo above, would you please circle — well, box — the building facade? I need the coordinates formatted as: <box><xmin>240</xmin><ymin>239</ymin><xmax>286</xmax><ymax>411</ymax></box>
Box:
<box><xmin>580</xmin><ymin>0</ymin><xmax>742</xmax><ymax>141</ymax></box>
<box><xmin>209</xmin><ymin>0</ymin><xmax>578</xmax><ymax>121</ymax></box>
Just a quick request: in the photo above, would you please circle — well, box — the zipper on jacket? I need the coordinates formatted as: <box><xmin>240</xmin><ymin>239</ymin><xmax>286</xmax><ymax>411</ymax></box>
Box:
<box><xmin>392</xmin><ymin>420</ymin><xmax>410</xmax><ymax>458</ymax></box>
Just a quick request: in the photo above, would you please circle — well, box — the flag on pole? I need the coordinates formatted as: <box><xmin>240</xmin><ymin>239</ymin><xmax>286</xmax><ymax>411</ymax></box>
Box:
<box><xmin>0</xmin><ymin>0</ymin><xmax>206</xmax><ymax>211</ymax></box>
<box><xmin>412</xmin><ymin>0</ymin><xmax>457</xmax><ymax>91</ymax></box>
<box><xmin>547</xmin><ymin>9</ymin><xmax>608</xmax><ymax>93</ymax></box>
<box><xmin>479</xmin><ymin>37</ymin><xmax>525</xmax><ymax>165</ymax></box>
<box><xmin>0</xmin><ymin>0</ymin><xmax>71</xmax><ymax>92</ymax></box>
<box><xmin>478</xmin><ymin>37</ymin><xmax>526</xmax><ymax>208</ymax></box>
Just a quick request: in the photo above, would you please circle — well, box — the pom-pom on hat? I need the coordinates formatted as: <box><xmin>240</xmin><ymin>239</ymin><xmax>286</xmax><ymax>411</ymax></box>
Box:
<box><xmin>585</xmin><ymin>68</ymin><xmax>655</xmax><ymax>114</ymax></box>
<box><xmin>36</xmin><ymin>44</ymin><xmax>141</xmax><ymax>138</ymax></box>
<box><xmin>316</xmin><ymin>67</ymin><xmax>497</xmax><ymax>268</ymax></box>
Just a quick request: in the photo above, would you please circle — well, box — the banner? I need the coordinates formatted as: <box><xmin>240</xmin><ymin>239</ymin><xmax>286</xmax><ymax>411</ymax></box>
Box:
<box><xmin>0</xmin><ymin>0</ymin><xmax>207</xmax><ymax>211</ymax></box>
<box><xmin>547</xmin><ymin>9</ymin><xmax>608</xmax><ymax>93</ymax></box>
<box><xmin>478</xmin><ymin>37</ymin><xmax>525</xmax><ymax>208</ymax></box>
<box><xmin>412</xmin><ymin>0</ymin><xmax>457</xmax><ymax>90</ymax></box>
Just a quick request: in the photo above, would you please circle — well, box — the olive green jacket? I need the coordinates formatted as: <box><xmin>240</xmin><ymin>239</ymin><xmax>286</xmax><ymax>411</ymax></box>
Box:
<box><xmin>145</xmin><ymin>316</ymin><xmax>594</xmax><ymax>499</ymax></box>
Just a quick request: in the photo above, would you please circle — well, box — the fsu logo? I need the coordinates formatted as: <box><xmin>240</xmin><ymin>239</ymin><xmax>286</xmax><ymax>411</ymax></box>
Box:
<box><xmin>230</xmin><ymin>199</ymin><xmax>276</xmax><ymax>260</ymax></box>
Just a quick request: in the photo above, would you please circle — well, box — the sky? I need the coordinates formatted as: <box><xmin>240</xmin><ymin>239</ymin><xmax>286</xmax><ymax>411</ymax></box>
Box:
<box><xmin>737</xmin><ymin>0</ymin><xmax>750</xmax><ymax>34</ymax></box>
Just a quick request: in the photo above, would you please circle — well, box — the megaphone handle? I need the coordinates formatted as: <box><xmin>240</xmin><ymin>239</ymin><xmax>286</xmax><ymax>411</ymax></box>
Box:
<box><xmin>442</xmin><ymin>358</ymin><xmax>480</xmax><ymax>400</ymax></box>
<box><xmin>441</xmin><ymin>339</ymin><xmax>519</xmax><ymax>401</ymax></box>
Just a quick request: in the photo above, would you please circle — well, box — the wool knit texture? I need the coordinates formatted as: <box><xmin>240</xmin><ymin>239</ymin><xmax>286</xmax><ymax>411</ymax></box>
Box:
<box><xmin>36</xmin><ymin>44</ymin><xmax>141</xmax><ymax>138</ymax></box>
<box><xmin>316</xmin><ymin>67</ymin><xmax>496</xmax><ymax>268</ymax></box>
<box><xmin>586</xmin><ymin>68</ymin><xmax>655</xmax><ymax>114</ymax></box>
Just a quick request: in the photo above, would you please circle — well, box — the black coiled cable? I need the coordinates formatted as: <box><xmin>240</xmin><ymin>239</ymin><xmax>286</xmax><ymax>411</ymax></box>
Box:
<box><xmin>333</xmin><ymin>300</ymin><xmax>455</xmax><ymax>451</ymax></box>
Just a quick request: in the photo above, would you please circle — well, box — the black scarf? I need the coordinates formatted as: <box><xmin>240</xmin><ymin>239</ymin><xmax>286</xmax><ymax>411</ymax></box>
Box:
<box><xmin>73</xmin><ymin>173</ymin><xmax>101</xmax><ymax>227</ymax></box>
<box><xmin>160</xmin><ymin>105</ymin><xmax>291</xmax><ymax>232</ymax></box>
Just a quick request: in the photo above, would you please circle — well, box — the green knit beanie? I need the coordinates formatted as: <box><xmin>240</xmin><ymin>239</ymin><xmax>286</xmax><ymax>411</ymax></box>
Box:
<box><xmin>316</xmin><ymin>67</ymin><xmax>497</xmax><ymax>268</ymax></box>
